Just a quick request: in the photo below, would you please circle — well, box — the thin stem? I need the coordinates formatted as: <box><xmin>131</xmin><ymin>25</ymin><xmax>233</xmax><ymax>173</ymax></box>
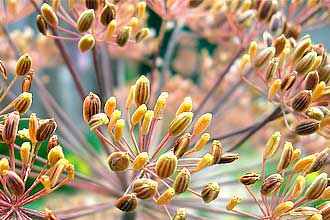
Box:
<box><xmin>0</xmin><ymin>75</ymin><xmax>19</xmax><ymax>102</ymax></box>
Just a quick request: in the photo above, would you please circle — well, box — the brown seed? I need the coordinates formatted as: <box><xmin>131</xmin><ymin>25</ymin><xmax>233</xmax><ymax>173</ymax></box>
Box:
<box><xmin>41</xmin><ymin>3</ymin><xmax>58</xmax><ymax>26</ymax></box>
<box><xmin>36</xmin><ymin>119</ymin><xmax>57</xmax><ymax>142</ymax></box>
<box><xmin>201</xmin><ymin>182</ymin><xmax>220</xmax><ymax>203</ymax></box>
<box><xmin>116</xmin><ymin>26</ymin><xmax>131</xmax><ymax>47</ymax></box>
<box><xmin>256</xmin><ymin>0</ymin><xmax>278</xmax><ymax>21</ymax></box>
<box><xmin>2</xmin><ymin>111</ymin><xmax>20</xmax><ymax>144</ymax></box>
<box><xmin>240</xmin><ymin>172</ymin><xmax>260</xmax><ymax>185</ymax></box>
<box><xmin>47</xmin><ymin>135</ymin><xmax>58</xmax><ymax>153</ymax></box>
<box><xmin>317</xmin><ymin>201</ymin><xmax>330</xmax><ymax>219</ymax></box>
<box><xmin>281</xmin><ymin>72</ymin><xmax>297</xmax><ymax>91</ymax></box>
<box><xmin>254</xmin><ymin>46</ymin><xmax>275</xmax><ymax>68</ymax></box>
<box><xmin>4</xmin><ymin>170</ymin><xmax>25</xmax><ymax>196</ymax></box>
<box><xmin>169</xmin><ymin>112</ymin><xmax>193</xmax><ymax>136</ymax></box>
<box><xmin>292</xmin><ymin>90</ymin><xmax>312</xmax><ymax>112</ymax></box>
<box><xmin>189</xmin><ymin>0</ymin><xmax>204</xmax><ymax>8</ymax></box>
<box><xmin>83</xmin><ymin>92</ymin><xmax>101</xmax><ymax>123</ymax></box>
<box><xmin>292</xmin><ymin>119</ymin><xmax>320</xmax><ymax>136</ymax></box>
<box><xmin>133</xmin><ymin>75</ymin><xmax>150</xmax><ymax>106</ymax></box>
<box><xmin>305</xmin><ymin>71</ymin><xmax>319</xmax><ymax>91</ymax></box>
<box><xmin>14</xmin><ymin>92</ymin><xmax>32</xmax><ymax>114</ymax></box>
<box><xmin>78</xmin><ymin>34</ymin><xmax>95</xmax><ymax>52</ymax></box>
<box><xmin>135</xmin><ymin>28</ymin><xmax>150</xmax><ymax>43</ymax></box>
<box><xmin>107</xmin><ymin>152</ymin><xmax>130</xmax><ymax>172</ymax></box>
<box><xmin>218</xmin><ymin>153</ymin><xmax>239</xmax><ymax>164</ymax></box>
<box><xmin>15</xmin><ymin>53</ymin><xmax>32</xmax><ymax>76</ymax></box>
<box><xmin>77</xmin><ymin>9</ymin><xmax>95</xmax><ymax>33</ymax></box>
<box><xmin>133</xmin><ymin>178</ymin><xmax>158</xmax><ymax>199</ymax></box>
<box><xmin>318</xmin><ymin>64</ymin><xmax>330</xmax><ymax>83</ymax></box>
<box><xmin>283</xmin><ymin>22</ymin><xmax>301</xmax><ymax>40</ymax></box>
<box><xmin>269</xmin><ymin>12</ymin><xmax>286</xmax><ymax>36</ymax></box>
<box><xmin>173</xmin><ymin>133</ymin><xmax>191</xmax><ymax>158</ymax></box>
<box><xmin>265</xmin><ymin>58</ymin><xmax>279</xmax><ymax>82</ymax></box>
<box><xmin>277</xmin><ymin>142</ymin><xmax>293</xmax><ymax>171</ymax></box>
<box><xmin>100</xmin><ymin>3</ymin><xmax>116</xmax><ymax>26</ymax></box>
<box><xmin>21</xmin><ymin>70</ymin><xmax>33</xmax><ymax>92</ymax></box>
<box><xmin>305</xmin><ymin>173</ymin><xmax>328</xmax><ymax>199</ymax></box>
<box><xmin>210</xmin><ymin>140</ymin><xmax>222</xmax><ymax>164</ymax></box>
<box><xmin>261</xmin><ymin>173</ymin><xmax>283</xmax><ymax>196</ymax></box>
<box><xmin>306</xmin><ymin>148</ymin><xmax>330</xmax><ymax>174</ymax></box>
<box><xmin>36</xmin><ymin>14</ymin><xmax>48</xmax><ymax>35</ymax></box>
<box><xmin>115</xmin><ymin>193</ymin><xmax>137</xmax><ymax>212</ymax></box>
<box><xmin>84</xmin><ymin>0</ymin><xmax>100</xmax><ymax>10</ymax></box>
<box><xmin>155</xmin><ymin>152</ymin><xmax>177</xmax><ymax>179</ymax></box>
<box><xmin>173</xmin><ymin>168</ymin><xmax>191</xmax><ymax>194</ymax></box>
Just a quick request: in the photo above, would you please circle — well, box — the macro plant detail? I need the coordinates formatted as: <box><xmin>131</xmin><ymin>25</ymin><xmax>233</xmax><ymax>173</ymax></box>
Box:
<box><xmin>0</xmin><ymin>56</ymin><xmax>74</xmax><ymax>219</ymax></box>
<box><xmin>82</xmin><ymin>75</ymin><xmax>239</xmax><ymax>218</ymax></box>
<box><xmin>227</xmin><ymin>131</ymin><xmax>330</xmax><ymax>220</ymax></box>
<box><xmin>0</xmin><ymin>0</ymin><xmax>330</xmax><ymax>219</ymax></box>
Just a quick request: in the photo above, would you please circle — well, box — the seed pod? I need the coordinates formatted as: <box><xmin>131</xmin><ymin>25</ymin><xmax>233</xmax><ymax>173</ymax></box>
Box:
<box><xmin>240</xmin><ymin>172</ymin><xmax>260</xmax><ymax>185</ymax></box>
<box><xmin>108</xmin><ymin>110</ymin><xmax>121</xmax><ymax>129</ymax></box>
<box><xmin>173</xmin><ymin>168</ymin><xmax>191</xmax><ymax>194</ymax></box>
<box><xmin>104</xmin><ymin>20</ymin><xmax>116</xmax><ymax>41</ymax></box>
<box><xmin>256</xmin><ymin>0</ymin><xmax>278</xmax><ymax>21</ymax></box>
<box><xmin>40</xmin><ymin>175</ymin><xmax>51</xmax><ymax>191</ymax></box>
<box><xmin>265</xmin><ymin>58</ymin><xmax>279</xmax><ymax>82</ymax></box>
<box><xmin>28</xmin><ymin>113</ymin><xmax>37</xmax><ymax>144</ymax></box>
<box><xmin>36</xmin><ymin>15</ymin><xmax>48</xmax><ymax>35</ymax></box>
<box><xmin>141</xmin><ymin>110</ymin><xmax>154</xmax><ymax>135</ymax></box>
<box><xmin>36</xmin><ymin>118</ymin><xmax>57</xmax><ymax>142</ymax></box>
<box><xmin>289</xmin><ymin>206</ymin><xmax>320</xmax><ymax>216</ymax></box>
<box><xmin>21</xmin><ymin>71</ymin><xmax>33</xmax><ymax>92</ymax></box>
<box><xmin>192</xmin><ymin>113</ymin><xmax>212</xmax><ymax>136</ymax></box>
<box><xmin>263</xmin><ymin>131</ymin><xmax>281</xmax><ymax>160</ymax></box>
<box><xmin>273</xmin><ymin>201</ymin><xmax>294</xmax><ymax>217</ymax></box>
<box><xmin>78</xmin><ymin>34</ymin><xmax>95</xmax><ymax>52</ymax></box>
<box><xmin>209</xmin><ymin>140</ymin><xmax>222</xmax><ymax>164</ymax></box>
<box><xmin>320</xmin><ymin>186</ymin><xmax>330</xmax><ymax>200</ymax></box>
<box><xmin>155</xmin><ymin>152</ymin><xmax>177</xmax><ymax>178</ymax></box>
<box><xmin>114</xmin><ymin>119</ymin><xmax>125</xmax><ymax>142</ymax></box>
<box><xmin>292</xmin><ymin>119</ymin><xmax>320</xmax><ymax>135</ymax></box>
<box><xmin>254</xmin><ymin>46</ymin><xmax>276</xmax><ymax>68</ymax></box>
<box><xmin>77</xmin><ymin>9</ymin><xmax>95</xmax><ymax>33</ymax></box>
<box><xmin>173</xmin><ymin>133</ymin><xmax>191</xmax><ymax>158</ymax></box>
<box><xmin>14</xmin><ymin>92</ymin><xmax>32</xmax><ymax>114</ymax></box>
<box><xmin>291</xmin><ymin>175</ymin><xmax>306</xmax><ymax>199</ymax></box>
<box><xmin>176</xmin><ymin>97</ymin><xmax>192</xmax><ymax>116</ymax></box>
<box><xmin>136</xmin><ymin>28</ymin><xmax>150</xmax><ymax>43</ymax></box>
<box><xmin>172</xmin><ymin>208</ymin><xmax>187</xmax><ymax>220</ymax></box>
<box><xmin>295</xmin><ymin>51</ymin><xmax>317</xmax><ymax>75</ymax></box>
<box><xmin>189</xmin><ymin>0</ymin><xmax>204</xmax><ymax>7</ymax></box>
<box><xmin>4</xmin><ymin>170</ymin><xmax>25</xmax><ymax>196</ymax></box>
<box><xmin>41</xmin><ymin>3</ymin><xmax>58</xmax><ymax>26</ymax></box>
<box><xmin>169</xmin><ymin>112</ymin><xmax>193</xmax><ymax>136</ymax></box>
<box><xmin>194</xmin><ymin>153</ymin><xmax>214</xmax><ymax>172</ymax></box>
<box><xmin>292</xmin><ymin>35</ymin><xmax>310</xmax><ymax>59</ymax></box>
<box><xmin>16</xmin><ymin>53</ymin><xmax>32</xmax><ymax>76</ymax></box>
<box><xmin>131</xmin><ymin>104</ymin><xmax>147</xmax><ymax>125</ymax></box>
<box><xmin>261</xmin><ymin>173</ymin><xmax>283</xmax><ymax>196</ymax></box>
<box><xmin>0</xmin><ymin>60</ymin><xmax>7</xmax><ymax>81</ymax></box>
<box><xmin>269</xmin><ymin>12</ymin><xmax>286</xmax><ymax>36</ymax></box>
<box><xmin>84</xmin><ymin>0</ymin><xmax>100</xmax><ymax>10</ymax></box>
<box><xmin>20</xmin><ymin>142</ymin><xmax>31</xmax><ymax>164</ymax></box>
<box><xmin>48</xmin><ymin>145</ymin><xmax>64</xmax><ymax>166</ymax></box>
<box><xmin>0</xmin><ymin>158</ymin><xmax>9</xmax><ymax>175</ymax></box>
<box><xmin>317</xmin><ymin>201</ymin><xmax>330</xmax><ymax>219</ymax></box>
<box><xmin>133</xmin><ymin>152</ymin><xmax>148</xmax><ymax>170</ymax></box>
<box><xmin>2</xmin><ymin>111</ymin><xmax>20</xmax><ymax>144</ymax></box>
<box><xmin>305</xmin><ymin>173</ymin><xmax>328</xmax><ymax>200</ymax></box>
<box><xmin>312</xmin><ymin>81</ymin><xmax>325</xmax><ymax>101</ymax></box>
<box><xmin>218</xmin><ymin>153</ymin><xmax>239</xmax><ymax>164</ymax></box>
<box><xmin>305</xmin><ymin>71</ymin><xmax>319</xmax><ymax>91</ymax></box>
<box><xmin>133</xmin><ymin>178</ymin><xmax>158</xmax><ymax>199</ymax></box>
<box><xmin>104</xmin><ymin>96</ymin><xmax>116</xmax><ymax>118</ymax></box>
<box><xmin>306</xmin><ymin>148</ymin><xmax>330</xmax><ymax>174</ymax></box>
<box><xmin>281</xmin><ymin>72</ymin><xmax>296</xmax><ymax>91</ymax></box>
<box><xmin>226</xmin><ymin>196</ymin><xmax>241</xmax><ymax>211</ymax></box>
<box><xmin>318</xmin><ymin>64</ymin><xmax>330</xmax><ymax>83</ymax></box>
<box><xmin>137</xmin><ymin>2</ymin><xmax>146</xmax><ymax>19</ymax></box>
<box><xmin>292</xmin><ymin>90</ymin><xmax>312</xmax><ymax>112</ymax></box>
<box><xmin>192</xmin><ymin>133</ymin><xmax>210</xmax><ymax>152</ymax></box>
<box><xmin>293</xmin><ymin>154</ymin><xmax>317</xmax><ymax>173</ymax></box>
<box><xmin>268</xmin><ymin>79</ymin><xmax>281</xmax><ymax>101</ymax></box>
<box><xmin>115</xmin><ymin>193</ymin><xmax>137</xmax><ymax>212</ymax></box>
<box><xmin>283</xmin><ymin>22</ymin><xmax>301</xmax><ymax>40</ymax></box>
<box><xmin>201</xmin><ymin>182</ymin><xmax>220</xmax><ymax>203</ymax></box>
<box><xmin>49</xmin><ymin>159</ymin><xmax>68</xmax><ymax>187</ymax></box>
<box><xmin>263</xmin><ymin>31</ymin><xmax>273</xmax><ymax>47</ymax></box>
<box><xmin>290</xmin><ymin>148</ymin><xmax>301</xmax><ymax>164</ymax></box>
<box><xmin>133</xmin><ymin>75</ymin><xmax>150</xmax><ymax>106</ymax></box>
<box><xmin>277</xmin><ymin>142</ymin><xmax>293</xmax><ymax>171</ymax></box>
<box><xmin>116</xmin><ymin>26</ymin><xmax>131</xmax><ymax>47</ymax></box>
<box><xmin>156</xmin><ymin>187</ymin><xmax>175</xmax><ymax>205</ymax></box>
<box><xmin>154</xmin><ymin>92</ymin><xmax>168</xmax><ymax>118</ymax></box>
<box><xmin>107</xmin><ymin>152</ymin><xmax>130</xmax><ymax>172</ymax></box>
<box><xmin>100</xmin><ymin>3</ymin><xmax>116</xmax><ymax>26</ymax></box>
<box><xmin>83</xmin><ymin>92</ymin><xmax>101</xmax><ymax>123</ymax></box>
